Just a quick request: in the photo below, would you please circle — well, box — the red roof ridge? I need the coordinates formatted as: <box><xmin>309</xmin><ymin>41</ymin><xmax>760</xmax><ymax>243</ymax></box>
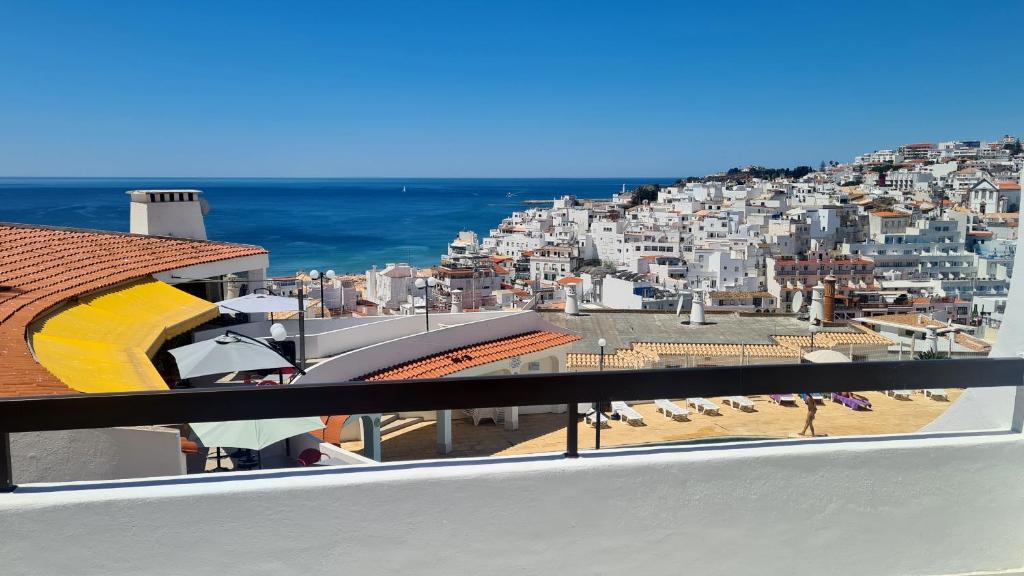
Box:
<box><xmin>358</xmin><ymin>331</ymin><xmax>581</xmax><ymax>381</ymax></box>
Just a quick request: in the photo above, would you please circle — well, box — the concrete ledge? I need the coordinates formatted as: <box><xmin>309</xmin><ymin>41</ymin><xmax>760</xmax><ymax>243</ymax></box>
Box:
<box><xmin>2</xmin><ymin>430</ymin><xmax>1023</xmax><ymax>576</ymax></box>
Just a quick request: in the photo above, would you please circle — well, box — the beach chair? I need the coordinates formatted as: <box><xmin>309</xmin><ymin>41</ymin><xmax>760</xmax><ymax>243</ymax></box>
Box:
<box><xmin>809</xmin><ymin>393</ymin><xmax>826</xmax><ymax>405</ymax></box>
<box><xmin>923</xmin><ymin>389</ymin><xmax>949</xmax><ymax>400</ymax></box>
<box><xmin>688</xmin><ymin>397</ymin><xmax>720</xmax><ymax>415</ymax></box>
<box><xmin>768</xmin><ymin>394</ymin><xmax>796</xmax><ymax>406</ymax></box>
<box><xmin>585</xmin><ymin>410</ymin><xmax>610</xmax><ymax>428</ymax></box>
<box><xmin>611</xmin><ymin>401</ymin><xmax>644</xmax><ymax>426</ymax></box>
<box><xmin>654</xmin><ymin>399</ymin><xmax>690</xmax><ymax>421</ymax></box>
<box><xmin>723</xmin><ymin>396</ymin><xmax>755</xmax><ymax>411</ymax></box>
<box><xmin>466</xmin><ymin>408</ymin><xmax>498</xmax><ymax>426</ymax></box>
<box><xmin>831</xmin><ymin>393</ymin><xmax>872</xmax><ymax>411</ymax></box>
<box><xmin>886</xmin><ymin>390</ymin><xmax>912</xmax><ymax>400</ymax></box>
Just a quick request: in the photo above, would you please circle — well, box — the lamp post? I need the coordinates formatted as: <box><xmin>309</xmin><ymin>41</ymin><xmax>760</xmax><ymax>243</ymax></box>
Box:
<box><xmin>309</xmin><ymin>269</ymin><xmax>336</xmax><ymax>319</ymax></box>
<box><xmin>414</xmin><ymin>277</ymin><xmax>438</xmax><ymax>331</ymax></box>
<box><xmin>595</xmin><ymin>337</ymin><xmax>606</xmax><ymax>450</ymax></box>
<box><xmin>270</xmin><ymin>323</ymin><xmax>288</xmax><ymax>384</ymax></box>
<box><xmin>296</xmin><ymin>283</ymin><xmax>306</xmax><ymax>371</ymax></box>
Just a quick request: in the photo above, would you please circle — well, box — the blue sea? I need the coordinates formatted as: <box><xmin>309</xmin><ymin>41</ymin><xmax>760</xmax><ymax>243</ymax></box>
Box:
<box><xmin>0</xmin><ymin>178</ymin><xmax>666</xmax><ymax>276</ymax></box>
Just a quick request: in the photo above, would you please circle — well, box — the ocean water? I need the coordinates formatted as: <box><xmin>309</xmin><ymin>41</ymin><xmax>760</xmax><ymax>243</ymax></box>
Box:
<box><xmin>0</xmin><ymin>178</ymin><xmax>665</xmax><ymax>276</ymax></box>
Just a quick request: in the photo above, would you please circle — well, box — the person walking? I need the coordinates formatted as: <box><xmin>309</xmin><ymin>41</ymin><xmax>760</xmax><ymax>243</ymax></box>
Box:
<box><xmin>800</xmin><ymin>393</ymin><xmax>817</xmax><ymax>436</ymax></box>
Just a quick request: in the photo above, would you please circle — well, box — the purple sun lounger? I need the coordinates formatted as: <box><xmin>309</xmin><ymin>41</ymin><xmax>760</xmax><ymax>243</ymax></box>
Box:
<box><xmin>769</xmin><ymin>393</ymin><xmax>796</xmax><ymax>406</ymax></box>
<box><xmin>831</xmin><ymin>393</ymin><xmax>872</xmax><ymax>410</ymax></box>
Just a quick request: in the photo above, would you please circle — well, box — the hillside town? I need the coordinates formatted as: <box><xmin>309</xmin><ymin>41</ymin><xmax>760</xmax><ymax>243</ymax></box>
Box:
<box><xmin>353</xmin><ymin>135</ymin><xmax>1019</xmax><ymax>335</ymax></box>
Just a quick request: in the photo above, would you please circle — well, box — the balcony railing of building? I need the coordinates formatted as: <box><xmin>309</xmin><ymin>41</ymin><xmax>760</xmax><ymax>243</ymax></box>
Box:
<box><xmin>1</xmin><ymin>357</ymin><xmax>1022</xmax><ymax>493</ymax></box>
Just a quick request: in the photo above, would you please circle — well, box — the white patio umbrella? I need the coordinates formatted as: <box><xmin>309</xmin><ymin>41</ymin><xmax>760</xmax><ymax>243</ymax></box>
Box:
<box><xmin>190</xmin><ymin>417</ymin><xmax>325</xmax><ymax>451</ymax></box>
<box><xmin>169</xmin><ymin>333</ymin><xmax>296</xmax><ymax>379</ymax></box>
<box><xmin>216</xmin><ymin>293</ymin><xmax>306</xmax><ymax>314</ymax></box>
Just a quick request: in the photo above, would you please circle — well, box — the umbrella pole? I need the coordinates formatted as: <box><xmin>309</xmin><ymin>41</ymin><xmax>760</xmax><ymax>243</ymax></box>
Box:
<box><xmin>212</xmin><ymin>447</ymin><xmax>228</xmax><ymax>472</ymax></box>
<box><xmin>257</xmin><ymin>449</ymin><xmax>263</xmax><ymax>470</ymax></box>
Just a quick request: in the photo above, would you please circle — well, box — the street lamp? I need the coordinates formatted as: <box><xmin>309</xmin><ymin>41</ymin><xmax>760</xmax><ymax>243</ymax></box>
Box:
<box><xmin>309</xmin><ymin>269</ymin><xmax>336</xmax><ymax>319</ymax></box>
<box><xmin>414</xmin><ymin>277</ymin><xmax>439</xmax><ymax>331</ymax></box>
<box><xmin>595</xmin><ymin>337</ymin><xmax>606</xmax><ymax>450</ymax></box>
<box><xmin>269</xmin><ymin>323</ymin><xmax>288</xmax><ymax>384</ymax></box>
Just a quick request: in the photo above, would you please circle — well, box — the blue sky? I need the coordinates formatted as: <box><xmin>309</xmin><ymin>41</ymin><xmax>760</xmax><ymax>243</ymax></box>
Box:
<box><xmin>1</xmin><ymin>1</ymin><xmax>1021</xmax><ymax>178</ymax></box>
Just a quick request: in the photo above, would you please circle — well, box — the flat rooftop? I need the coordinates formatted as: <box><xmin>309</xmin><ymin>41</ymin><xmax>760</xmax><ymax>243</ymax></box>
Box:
<box><xmin>344</xmin><ymin>389</ymin><xmax>963</xmax><ymax>462</ymax></box>
<box><xmin>542</xmin><ymin>311</ymin><xmax>850</xmax><ymax>353</ymax></box>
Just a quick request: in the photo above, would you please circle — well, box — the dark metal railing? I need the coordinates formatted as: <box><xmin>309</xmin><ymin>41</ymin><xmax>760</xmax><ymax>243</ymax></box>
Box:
<box><xmin>1</xmin><ymin>358</ymin><xmax>1022</xmax><ymax>492</ymax></box>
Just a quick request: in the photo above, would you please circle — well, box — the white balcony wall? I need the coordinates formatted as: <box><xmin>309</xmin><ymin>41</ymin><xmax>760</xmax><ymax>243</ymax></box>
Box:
<box><xmin>10</xmin><ymin>426</ymin><xmax>185</xmax><ymax>484</ymax></box>
<box><xmin>3</xmin><ymin>433</ymin><xmax>1023</xmax><ymax>576</ymax></box>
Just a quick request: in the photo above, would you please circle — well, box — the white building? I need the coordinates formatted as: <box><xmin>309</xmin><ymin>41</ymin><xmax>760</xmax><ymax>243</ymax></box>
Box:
<box><xmin>365</xmin><ymin>263</ymin><xmax>419</xmax><ymax>311</ymax></box>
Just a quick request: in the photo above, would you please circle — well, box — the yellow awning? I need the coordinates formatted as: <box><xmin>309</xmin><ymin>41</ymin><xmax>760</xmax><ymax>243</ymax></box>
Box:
<box><xmin>32</xmin><ymin>279</ymin><xmax>218</xmax><ymax>393</ymax></box>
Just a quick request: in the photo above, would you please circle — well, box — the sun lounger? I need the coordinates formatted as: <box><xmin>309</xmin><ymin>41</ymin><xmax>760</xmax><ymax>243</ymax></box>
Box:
<box><xmin>585</xmin><ymin>410</ymin><xmax>610</xmax><ymax>428</ymax></box>
<box><xmin>611</xmin><ymin>401</ymin><xmax>644</xmax><ymax>426</ymax></box>
<box><xmin>831</xmin><ymin>393</ymin><xmax>872</xmax><ymax>411</ymax></box>
<box><xmin>809</xmin><ymin>393</ymin><xmax>826</xmax><ymax>405</ymax></box>
<box><xmin>922</xmin><ymin>389</ymin><xmax>949</xmax><ymax>400</ymax></box>
<box><xmin>723</xmin><ymin>396</ymin><xmax>755</xmax><ymax>411</ymax></box>
<box><xmin>768</xmin><ymin>394</ymin><xmax>796</xmax><ymax>406</ymax></box>
<box><xmin>655</xmin><ymin>399</ymin><xmax>691</xmax><ymax>421</ymax></box>
<box><xmin>886</xmin><ymin>390</ymin><xmax>912</xmax><ymax>400</ymax></box>
<box><xmin>687</xmin><ymin>397</ymin><xmax>720</xmax><ymax>415</ymax></box>
<box><xmin>466</xmin><ymin>408</ymin><xmax>498</xmax><ymax>426</ymax></box>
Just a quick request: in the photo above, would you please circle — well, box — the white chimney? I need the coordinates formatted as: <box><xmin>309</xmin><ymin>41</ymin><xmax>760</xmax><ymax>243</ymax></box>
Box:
<box><xmin>128</xmin><ymin>189</ymin><xmax>208</xmax><ymax>240</ymax></box>
<box><xmin>925</xmin><ymin>328</ymin><xmax>939</xmax><ymax>353</ymax></box>
<box><xmin>450</xmin><ymin>289</ymin><xmax>464</xmax><ymax>313</ymax></box>
<box><xmin>690</xmin><ymin>290</ymin><xmax>706</xmax><ymax>325</ymax></box>
<box><xmin>565</xmin><ymin>284</ymin><xmax>579</xmax><ymax>315</ymax></box>
<box><xmin>809</xmin><ymin>282</ymin><xmax>825</xmax><ymax>325</ymax></box>
<box><xmin>223</xmin><ymin>274</ymin><xmax>241</xmax><ymax>299</ymax></box>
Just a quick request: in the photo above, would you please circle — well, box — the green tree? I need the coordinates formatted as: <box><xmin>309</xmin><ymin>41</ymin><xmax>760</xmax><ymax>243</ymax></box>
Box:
<box><xmin>628</xmin><ymin>184</ymin><xmax>661</xmax><ymax>207</ymax></box>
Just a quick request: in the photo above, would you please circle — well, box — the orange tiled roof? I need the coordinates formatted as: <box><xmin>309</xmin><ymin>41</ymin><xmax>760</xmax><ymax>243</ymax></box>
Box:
<box><xmin>955</xmin><ymin>332</ymin><xmax>991</xmax><ymax>353</ymax></box>
<box><xmin>359</xmin><ymin>331</ymin><xmax>580</xmax><ymax>381</ymax></box>
<box><xmin>557</xmin><ymin>277</ymin><xmax>583</xmax><ymax>285</ymax></box>
<box><xmin>996</xmin><ymin>181</ymin><xmax>1021</xmax><ymax>190</ymax></box>
<box><xmin>0</xmin><ymin>223</ymin><xmax>267</xmax><ymax>397</ymax></box>
<box><xmin>859</xmin><ymin>313</ymin><xmax>947</xmax><ymax>329</ymax></box>
<box><xmin>870</xmin><ymin>211</ymin><xmax>909</xmax><ymax>218</ymax></box>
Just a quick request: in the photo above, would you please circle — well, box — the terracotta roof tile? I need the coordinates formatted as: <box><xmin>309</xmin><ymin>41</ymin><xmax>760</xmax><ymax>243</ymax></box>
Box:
<box><xmin>359</xmin><ymin>331</ymin><xmax>580</xmax><ymax>381</ymax></box>
<box><xmin>0</xmin><ymin>223</ymin><xmax>267</xmax><ymax>397</ymax></box>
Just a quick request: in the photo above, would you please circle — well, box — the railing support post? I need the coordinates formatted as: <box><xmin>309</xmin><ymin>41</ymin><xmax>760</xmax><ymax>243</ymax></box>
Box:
<box><xmin>1</xmin><ymin>432</ymin><xmax>15</xmax><ymax>492</ymax></box>
<box><xmin>566</xmin><ymin>401</ymin><xmax>578</xmax><ymax>458</ymax></box>
<box><xmin>1012</xmin><ymin>354</ymin><xmax>1024</xmax><ymax>433</ymax></box>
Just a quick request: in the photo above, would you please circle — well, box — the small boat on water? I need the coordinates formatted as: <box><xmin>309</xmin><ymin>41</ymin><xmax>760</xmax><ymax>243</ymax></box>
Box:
<box><xmin>506</xmin><ymin>192</ymin><xmax>516</xmax><ymax>198</ymax></box>
<box><xmin>402</xmin><ymin>186</ymin><xmax>407</xmax><ymax>193</ymax></box>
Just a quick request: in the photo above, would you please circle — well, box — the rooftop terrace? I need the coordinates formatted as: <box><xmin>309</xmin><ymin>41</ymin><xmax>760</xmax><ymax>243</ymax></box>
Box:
<box><xmin>542</xmin><ymin>311</ymin><xmax>855</xmax><ymax>353</ymax></box>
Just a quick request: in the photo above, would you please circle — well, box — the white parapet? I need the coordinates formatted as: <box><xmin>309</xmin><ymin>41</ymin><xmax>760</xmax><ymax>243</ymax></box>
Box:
<box><xmin>3</xmin><ymin>432</ymin><xmax>1024</xmax><ymax>576</ymax></box>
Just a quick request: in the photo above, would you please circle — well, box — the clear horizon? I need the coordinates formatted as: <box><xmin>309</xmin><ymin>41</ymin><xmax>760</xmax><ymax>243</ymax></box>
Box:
<box><xmin>2</xmin><ymin>1</ymin><xmax>1021</xmax><ymax>177</ymax></box>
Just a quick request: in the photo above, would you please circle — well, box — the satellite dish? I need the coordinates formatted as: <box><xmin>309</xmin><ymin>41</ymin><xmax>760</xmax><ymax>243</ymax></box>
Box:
<box><xmin>791</xmin><ymin>291</ymin><xmax>804</xmax><ymax>314</ymax></box>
